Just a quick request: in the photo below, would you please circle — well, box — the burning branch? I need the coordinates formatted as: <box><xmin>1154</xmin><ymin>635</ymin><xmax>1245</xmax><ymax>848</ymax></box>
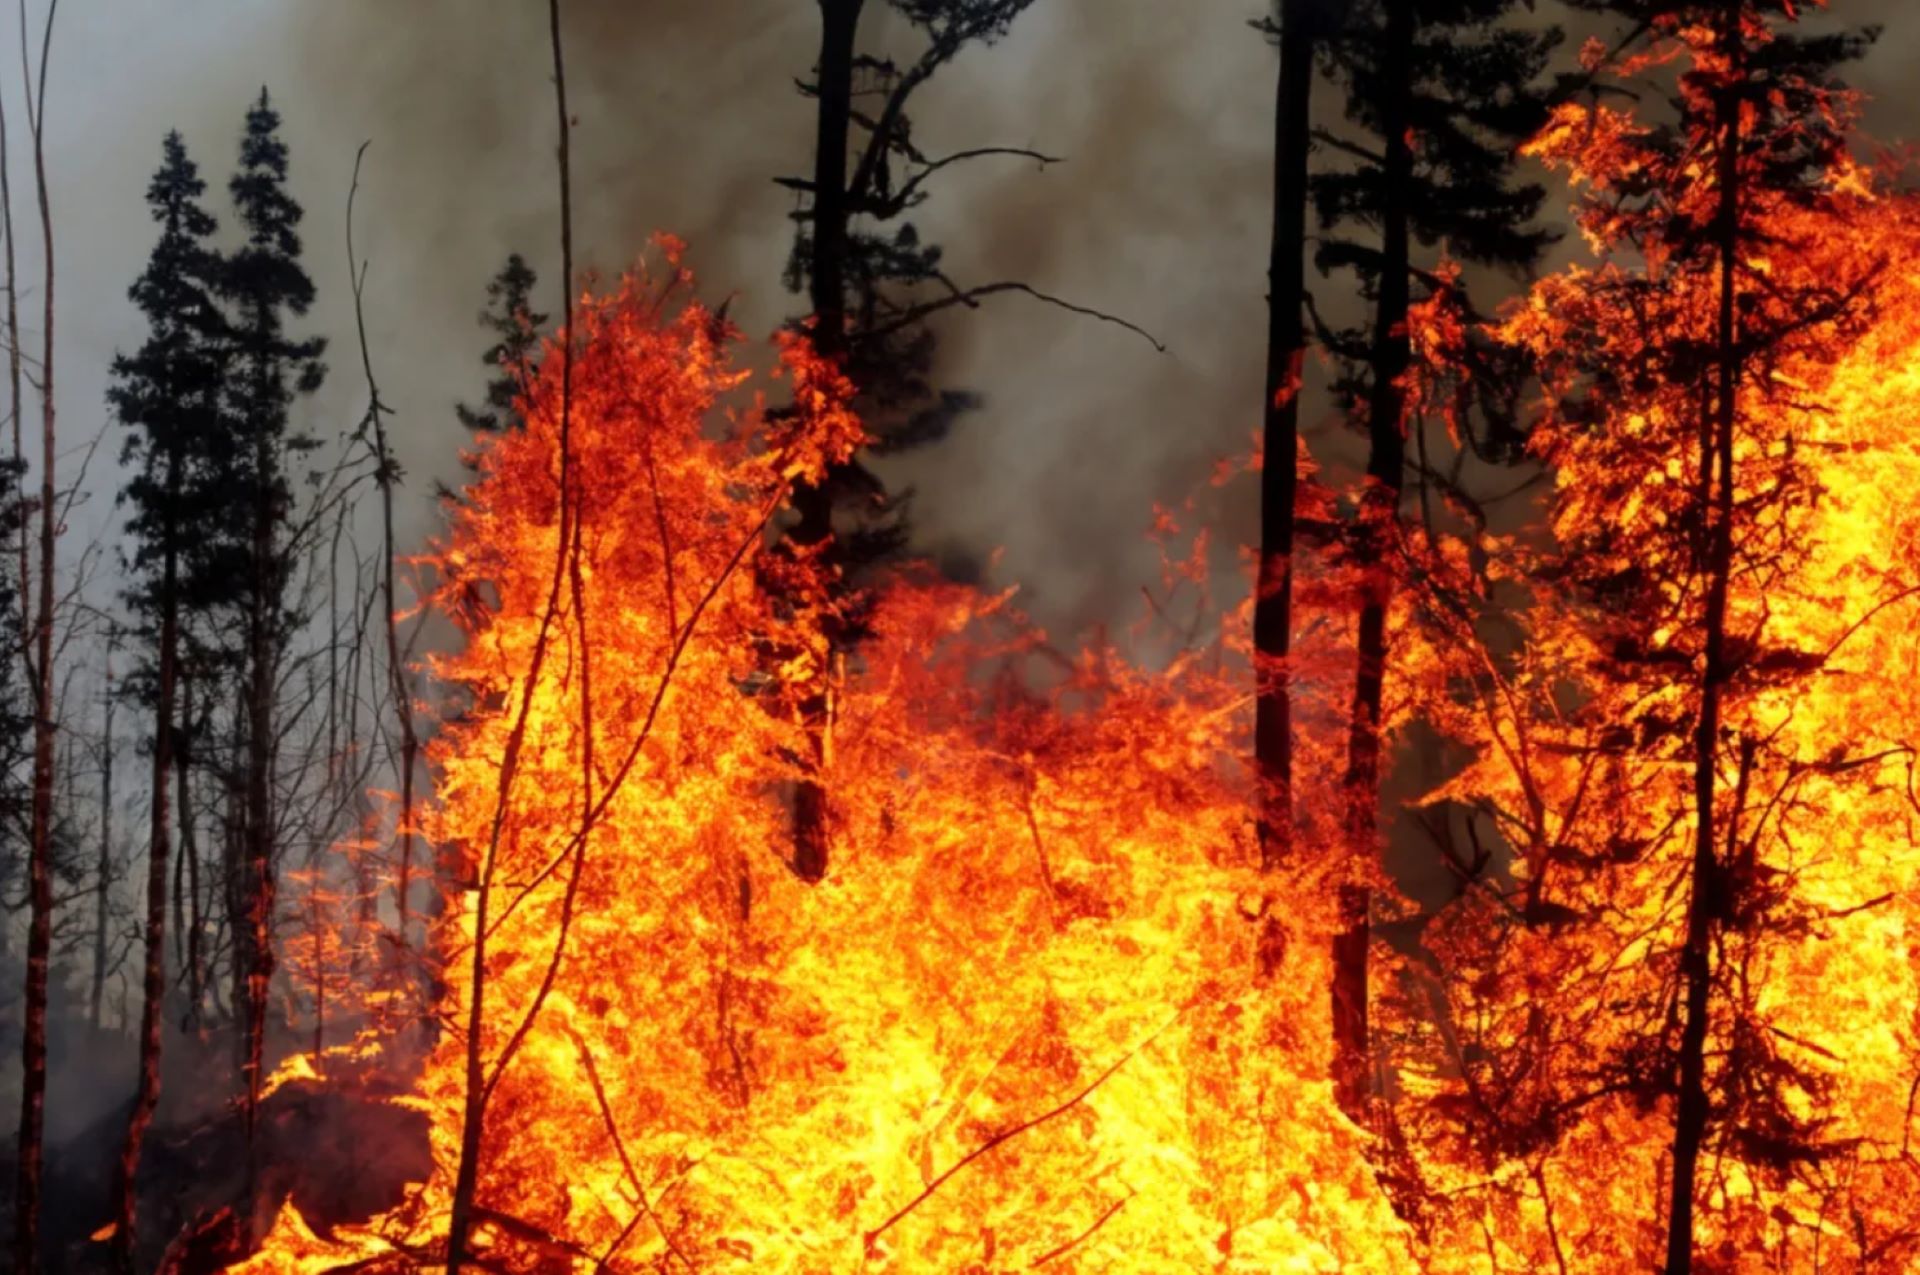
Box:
<box><xmin>478</xmin><ymin>483</ymin><xmax>788</xmax><ymax>1098</ymax></box>
<box><xmin>861</xmin><ymin>1015</ymin><xmax>1175</xmax><ymax>1259</ymax></box>
<box><xmin>444</xmin><ymin>1</ymin><xmax>580</xmax><ymax>1268</ymax></box>
<box><xmin>563</xmin><ymin>1025</ymin><xmax>695</xmax><ymax>1272</ymax></box>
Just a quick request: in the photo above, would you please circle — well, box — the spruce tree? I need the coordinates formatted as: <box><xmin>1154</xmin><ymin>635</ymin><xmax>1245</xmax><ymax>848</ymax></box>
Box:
<box><xmin>104</xmin><ymin>130</ymin><xmax>228</xmax><ymax>1273</ymax></box>
<box><xmin>1311</xmin><ymin>0</ymin><xmax>1562</xmax><ymax>1117</ymax></box>
<box><xmin>220</xmin><ymin>86</ymin><xmax>326</xmax><ymax>1161</ymax></box>
<box><xmin>1516</xmin><ymin>6</ymin><xmax>1877</xmax><ymax>1268</ymax></box>
<box><xmin>455</xmin><ymin>252</ymin><xmax>546</xmax><ymax>438</ymax></box>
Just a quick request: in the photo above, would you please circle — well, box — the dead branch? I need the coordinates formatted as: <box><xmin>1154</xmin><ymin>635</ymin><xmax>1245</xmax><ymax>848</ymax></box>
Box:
<box><xmin>345</xmin><ymin>139</ymin><xmax>423</xmax><ymax>957</ymax></box>
<box><xmin>865</xmin><ymin>278</ymin><xmax>1166</xmax><ymax>353</ymax></box>
<box><xmin>563</xmin><ymin>1026</ymin><xmax>695</xmax><ymax>1272</ymax></box>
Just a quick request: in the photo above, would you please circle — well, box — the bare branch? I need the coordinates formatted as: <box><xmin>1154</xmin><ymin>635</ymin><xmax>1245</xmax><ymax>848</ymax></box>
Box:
<box><xmin>866</xmin><ymin>279</ymin><xmax>1166</xmax><ymax>353</ymax></box>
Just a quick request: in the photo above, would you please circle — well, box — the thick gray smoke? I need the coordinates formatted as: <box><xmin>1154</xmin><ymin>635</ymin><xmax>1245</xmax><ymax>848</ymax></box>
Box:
<box><xmin>39</xmin><ymin>0</ymin><xmax>1920</xmax><ymax>645</ymax></box>
<box><xmin>278</xmin><ymin>0</ymin><xmax>1287</xmax><ymax>638</ymax></box>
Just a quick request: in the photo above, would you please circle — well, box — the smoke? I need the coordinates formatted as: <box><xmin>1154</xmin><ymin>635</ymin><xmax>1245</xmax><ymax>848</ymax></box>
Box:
<box><xmin>30</xmin><ymin>0</ymin><xmax>1920</xmax><ymax>661</ymax></box>
<box><xmin>264</xmin><ymin>0</ymin><xmax>1288</xmax><ymax>639</ymax></box>
<box><xmin>58</xmin><ymin>0</ymin><xmax>1911</xmax><ymax>644</ymax></box>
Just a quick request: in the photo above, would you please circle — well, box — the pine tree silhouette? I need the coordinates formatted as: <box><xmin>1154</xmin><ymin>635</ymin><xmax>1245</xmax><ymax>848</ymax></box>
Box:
<box><xmin>220</xmin><ymin>85</ymin><xmax>327</xmax><ymax>1173</ymax></box>
<box><xmin>104</xmin><ymin>129</ymin><xmax>229</xmax><ymax>1274</ymax></box>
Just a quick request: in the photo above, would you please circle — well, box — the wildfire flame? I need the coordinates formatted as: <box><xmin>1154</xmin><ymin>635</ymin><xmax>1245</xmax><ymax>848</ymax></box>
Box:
<box><xmin>226</xmin><ymin>178</ymin><xmax>1920</xmax><ymax>1270</ymax></box>
<box><xmin>225</xmin><ymin>258</ymin><xmax>1403</xmax><ymax>1273</ymax></box>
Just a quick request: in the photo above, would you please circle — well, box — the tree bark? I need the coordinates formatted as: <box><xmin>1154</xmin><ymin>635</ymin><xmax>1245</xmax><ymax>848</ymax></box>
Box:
<box><xmin>91</xmin><ymin>653</ymin><xmax>114</xmax><ymax>1029</ymax></box>
<box><xmin>13</xmin><ymin>6</ymin><xmax>58</xmax><ymax>1266</ymax></box>
<box><xmin>788</xmin><ymin>0</ymin><xmax>863</xmax><ymax>884</ymax></box>
<box><xmin>1254</xmin><ymin>0</ymin><xmax>1315</xmax><ymax>872</ymax></box>
<box><xmin>1332</xmin><ymin>0</ymin><xmax>1413</xmax><ymax>1121</ymax></box>
<box><xmin>111</xmin><ymin>486</ymin><xmax>181</xmax><ymax>1274</ymax></box>
<box><xmin>1664</xmin><ymin>26</ymin><xmax>1743</xmax><ymax>1273</ymax></box>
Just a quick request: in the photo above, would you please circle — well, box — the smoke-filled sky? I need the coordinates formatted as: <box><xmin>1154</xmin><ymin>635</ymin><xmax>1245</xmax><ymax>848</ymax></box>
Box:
<box><xmin>15</xmin><ymin>0</ymin><xmax>1920</xmax><ymax>644</ymax></box>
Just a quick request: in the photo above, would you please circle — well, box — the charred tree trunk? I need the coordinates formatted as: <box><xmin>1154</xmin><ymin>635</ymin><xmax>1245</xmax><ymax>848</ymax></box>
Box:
<box><xmin>1664</xmin><ymin>34</ymin><xmax>1743</xmax><ymax>1275</ymax></box>
<box><xmin>111</xmin><ymin>490</ymin><xmax>181</xmax><ymax>1274</ymax></box>
<box><xmin>445</xmin><ymin>8</ymin><xmax>576</xmax><ymax>1269</ymax></box>
<box><xmin>1332</xmin><ymin>0</ymin><xmax>1412</xmax><ymax>1121</ymax></box>
<box><xmin>1254</xmin><ymin>0</ymin><xmax>1315</xmax><ymax>873</ymax></box>
<box><xmin>223</xmin><ymin>733</ymin><xmax>246</xmax><ymax>1028</ymax></box>
<box><xmin>172</xmin><ymin>750</ymin><xmax>185</xmax><ymax>967</ymax></box>
<box><xmin>788</xmin><ymin>0</ymin><xmax>862</xmax><ymax>884</ymax></box>
<box><xmin>240</xmin><ymin>419</ymin><xmax>277</xmax><ymax>1173</ymax></box>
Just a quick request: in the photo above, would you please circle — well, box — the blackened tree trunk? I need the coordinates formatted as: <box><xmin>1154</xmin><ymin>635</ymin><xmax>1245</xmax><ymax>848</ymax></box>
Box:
<box><xmin>1254</xmin><ymin>0</ymin><xmax>1316</xmax><ymax>872</ymax></box>
<box><xmin>789</xmin><ymin>0</ymin><xmax>863</xmax><ymax>884</ymax></box>
<box><xmin>1332</xmin><ymin>0</ymin><xmax>1413</xmax><ymax>1120</ymax></box>
<box><xmin>241</xmin><ymin>418</ymin><xmax>276</xmax><ymax>1162</ymax></box>
<box><xmin>179</xmin><ymin>670</ymin><xmax>203</xmax><ymax>1024</ymax></box>
<box><xmin>1664</xmin><ymin>32</ymin><xmax>1743</xmax><ymax>1273</ymax></box>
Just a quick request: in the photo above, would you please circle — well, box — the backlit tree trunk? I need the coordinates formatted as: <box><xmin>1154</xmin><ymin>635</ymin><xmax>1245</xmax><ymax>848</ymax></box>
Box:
<box><xmin>1254</xmin><ymin>0</ymin><xmax>1315</xmax><ymax>873</ymax></box>
<box><xmin>111</xmin><ymin>480</ymin><xmax>181</xmax><ymax>1274</ymax></box>
<box><xmin>1333</xmin><ymin>0</ymin><xmax>1412</xmax><ymax>1120</ymax></box>
<box><xmin>789</xmin><ymin>0</ymin><xmax>863</xmax><ymax>884</ymax></box>
<box><xmin>1664</xmin><ymin>27</ymin><xmax>1743</xmax><ymax>1272</ymax></box>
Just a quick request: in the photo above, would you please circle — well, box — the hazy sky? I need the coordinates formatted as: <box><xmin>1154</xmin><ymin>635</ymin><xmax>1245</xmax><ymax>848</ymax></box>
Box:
<box><xmin>11</xmin><ymin>0</ymin><xmax>1920</xmax><ymax>644</ymax></box>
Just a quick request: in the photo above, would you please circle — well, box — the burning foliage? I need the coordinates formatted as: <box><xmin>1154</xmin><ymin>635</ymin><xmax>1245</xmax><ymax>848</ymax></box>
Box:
<box><xmin>218</xmin><ymin>56</ymin><xmax>1920</xmax><ymax>1275</ymax></box>
<box><xmin>227</xmin><ymin>251</ymin><xmax>1398</xmax><ymax>1273</ymax></box>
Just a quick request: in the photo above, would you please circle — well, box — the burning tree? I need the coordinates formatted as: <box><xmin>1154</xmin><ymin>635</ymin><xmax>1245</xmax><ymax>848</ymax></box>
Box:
<box><xmin>1386</xmin><ymin>5</ymin><xmax>1920</xmax><ymax>1271</ymax></box>
<box><xmin>221</xmin><ymin>239</ymin><xmax>1429</xmax><ymax>1272</ymax></box>
<box><xmin>1307</xmin><ymin>0</ymin><xmax>1563</xmax><ymax>1121</ymax></box>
